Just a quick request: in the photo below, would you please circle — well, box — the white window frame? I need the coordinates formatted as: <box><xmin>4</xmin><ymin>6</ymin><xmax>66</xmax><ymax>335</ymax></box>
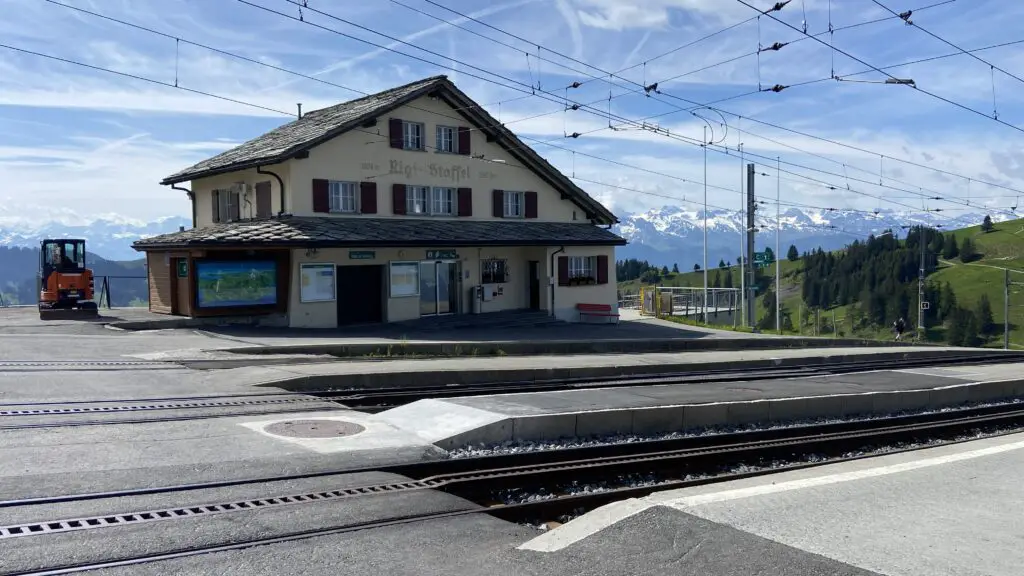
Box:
<box><xmin>568</xmin><ymin>256</ymin><xmax>595</xmax><ymax>280</ymax></box>
<box><xmin>328</xmin><ymin>181</ymin><xmax>358</xmax><ymax>213</ymax></box>
<box><xmin>406</xmin><ymin>185</ymin><xmax>429</xmax><ymax>214</ymax></box>
<box><xmin>435</xmin><ymin>125</ymin><xmax>456</xmax><ymax>153</ymax></box>
<box><xmin>213</xmin><ymin>189</ymin><xmax>240</xmax><ymax>223</ymax></box>
<box><xmin>481</xmin><ymin>258</ymin><xmax>509</xmax><ymax>284</ymax></box>
<box><xmin>431</xmin><ymin>187</ymin><xmax>455</xmax><ymax>216</ymax></box>
<box><xmin>503</xmin><ymin>190</ymin><xmax>523</xmax><ymax>218</ymax></box>
<box><xmin>389</xmin><ymin>261</ymin><xmax>420</xmax><ymax>298</ymax></box>
<box><xmin>403</xmin><ymin>121</ymin><xmax>424</xmax><ymax>150</ymax></box>
<box><xmin>299</xmin><ymin>263</ymin><xmax>336</xmax><ymax>303</ymax></box>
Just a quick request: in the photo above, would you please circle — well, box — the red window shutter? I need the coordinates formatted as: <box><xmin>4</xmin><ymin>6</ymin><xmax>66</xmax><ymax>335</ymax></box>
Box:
<box><xmin>389</xmin><ymin>118</ymin><xmax>403</xmax><ymax>149</ymax></box>
<box><xmin>457</xmin><ymin>187</ymin><xmax>472</xmax><ymax>217</ymax></box>
<box><xmin>312</xmin><ymin>179</ymin><xmax>330</xmax><ymax>213</ymax></box>
<box><xmin>492</xmin><ymin>189</ymin><xmax>504</xmax><ymax>218</ymax></box>
<box><xmin>458</xmin><ymin>126</ymin><xmax>471</xmax><ymax>156</ymax></box>
<box><xmin>360</xmin><ymin>182</ymin><xmax>377</xmax><ymax>214</ymax></box>
<box><xmin>392</xmin><ymin>184</ymin><xmax>407</xmax><ymax>215</ymax></box>
<box><xmin>597</xmin><ymin>255</ymin><xmax>609</xmax><ymax>284</ymax></box>
<box><xmin>524</xmin><ymin>191</ymin><xmax>538</xmax><ymax>219</ymax></box>
<box><xmin>557</xmin><ymin>256</ymin><xmax>570</xmax><ymax>286</ymax></box>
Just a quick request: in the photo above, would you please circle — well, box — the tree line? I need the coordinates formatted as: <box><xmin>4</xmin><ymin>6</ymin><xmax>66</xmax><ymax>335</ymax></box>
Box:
<box><xmin>797</xmin><ymin>226</ymin><xmax>996</xmax><ymax>345</ymax></box>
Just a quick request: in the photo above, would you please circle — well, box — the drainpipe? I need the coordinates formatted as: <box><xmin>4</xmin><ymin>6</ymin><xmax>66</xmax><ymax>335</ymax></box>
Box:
<box><xmin>549</xmin><ymin>245</ymin><xmax>565</xmax><ymax>318</ymax></box>
<box><xmin>170</xmin><ymin>184</ymin><xmax>195</xmax><ymax>228</ymax></box>
<box><xmin>257</xmin><ymin>165</ymin><xmax>286</xmax><ymax>216</ymax></box>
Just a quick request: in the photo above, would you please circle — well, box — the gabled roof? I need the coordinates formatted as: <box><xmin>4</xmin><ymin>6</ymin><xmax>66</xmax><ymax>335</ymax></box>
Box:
<box><xmin>132</xmin><ymin>216</ymin><xmax>627</xmax><ymax>250</ymax></box>
<box><xmin>161</xmin><ymin>75</ymin><xmax>618</xmax><ymax>225</ymax></box>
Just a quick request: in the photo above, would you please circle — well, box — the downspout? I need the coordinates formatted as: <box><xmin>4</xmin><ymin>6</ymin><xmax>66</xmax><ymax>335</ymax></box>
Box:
<box><xmin>170</xmin><ymin>184</ymin><xmax>195</xmax><ymax>228</ymax></box>
<box><xmin>549</xmin><ymin>245</ymin><xmax>565</xmax><ymax>318</ymax></box>
<box><xmin>256</xmin><ymin>165</ymin><xmax>286</xmax><ymax>216</ymax></box>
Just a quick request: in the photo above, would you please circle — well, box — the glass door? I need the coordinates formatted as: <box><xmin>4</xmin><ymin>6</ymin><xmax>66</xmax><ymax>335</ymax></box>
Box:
<box><xmin>419</xmin><ymin>262</ymin><xmax>437</xmax><ymax>316</ymax></box>
<box><xmin>420</xmin><ymin>261</ymin><xmax>461</xmax><ymax>316</ymax></box>
<box><xmin>436</xmin><ymin>262</ymin><xmax>460</xmax><ymax>315</ymax></box>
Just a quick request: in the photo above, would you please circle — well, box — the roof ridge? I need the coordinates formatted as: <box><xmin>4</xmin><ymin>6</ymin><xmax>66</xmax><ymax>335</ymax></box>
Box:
<box><xmin>305</xmin><ymin>75</ymin><xmax>449</xmax><ymax>117</ymax></box>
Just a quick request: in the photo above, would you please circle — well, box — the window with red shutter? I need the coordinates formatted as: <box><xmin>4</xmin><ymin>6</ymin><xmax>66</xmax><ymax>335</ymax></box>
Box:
<box><xmin>492</xmin><ymin>190</ymin><xmax>504</xmax><ymax>218</ymax></box>
<box><xmin>557</xmin><ymin>256</ymin><xmax>570</xmax><ymax>286</ymax></box>
<box><xmin>312</xmin><ymin>179</ymin><xmax>330</xmax><ymax>213</ymax></box>
<box><xmin>360</xmin><ymin>182</ymin><xmax>377</xmax><ymax>214</ymax></box>
<box><xmin>457</xmin><ymin>188</ymin><xmax>472</xmax><ymax>217</ymax></box>
<box><xmin>392</xmin><ymin>184</ymin><xmax>407</xmax><ymax>215</ymax></box>
<box><xmin>524</xmin><ymin>191</ymin><xmax>538</xmax><ymax>219</ymax></box>
<box><xmin>597</xmin><ymin>255</ymin><xmax>609</xmax><ymax>284</ymax></box>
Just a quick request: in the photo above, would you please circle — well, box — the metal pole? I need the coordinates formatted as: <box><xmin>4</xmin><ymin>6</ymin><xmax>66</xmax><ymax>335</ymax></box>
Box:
<box><xmin>776</xmin><ymin>157</ymin><xmax>781</xmax><ymax>334</ymax></box>
<box><xmin>739</xmin><ymin>138</ymin><xmax>745</xmax><ymax>328</ymax></box>
<box><xmin>703</xmin><ymin>125</ymin><xmax>708</xmax><ymax>324</ymax></box>
<box><xmin>1006</xmin><ymin>268</ymin><xmax>1011</xmax><ymax>350</ymax></box>
<box><xmin>918</xmin><ymin>224</ymin><xmax>925</xmax><ymax>339</ymax></box>
<box><xmin>746</xmin><ymin>163</ymin><xmax>756</xmax><ymax>328</ymax></box>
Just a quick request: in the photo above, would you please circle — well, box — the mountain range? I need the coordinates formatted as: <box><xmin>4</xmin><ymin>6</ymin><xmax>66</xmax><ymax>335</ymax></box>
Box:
<box><xmin>0</xmin><ymin>207</ymin><xmax>1009</xmax><ymax>268</ymax></box>
<box><xmin>613</xmin><ymin>206</ymin><xmax>1009</xmax><ymax>268</ymax></box>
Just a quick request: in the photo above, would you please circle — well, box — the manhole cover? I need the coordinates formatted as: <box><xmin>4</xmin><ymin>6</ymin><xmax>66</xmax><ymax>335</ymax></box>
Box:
<box><xmin>263</xmin><ymin>419</ymin><xmax>365</xmax><ymax>438</ymax></box>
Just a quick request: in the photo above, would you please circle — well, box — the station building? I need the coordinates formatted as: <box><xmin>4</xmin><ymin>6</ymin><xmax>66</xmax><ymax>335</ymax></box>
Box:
<box><xmin>133</xmin><ymin>75</ymin><xmax>626</xmax><ymax>328</ymax></box>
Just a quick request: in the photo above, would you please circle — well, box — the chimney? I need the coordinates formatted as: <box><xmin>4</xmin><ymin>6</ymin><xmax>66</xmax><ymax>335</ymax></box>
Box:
<box><xmin>179</xmin><ymin>226</ymin><xmax>185</xmax><ymax>232</ymax></box>
<box><xmin>297</xmin><ymin>103</ymin><xmax>302</xmax><ymax>119</ymax></box>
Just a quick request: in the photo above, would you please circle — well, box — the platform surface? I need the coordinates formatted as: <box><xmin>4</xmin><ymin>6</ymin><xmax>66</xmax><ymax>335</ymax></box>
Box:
<box><xmin>520</xmin><ymin>431</ymin><xmax>1024</xmax><ymax>576</ymax></box>
<box><xmin>441</xmin><ymin>363</ymin><xmax>1021</xmax><ymax>416</ymax></box>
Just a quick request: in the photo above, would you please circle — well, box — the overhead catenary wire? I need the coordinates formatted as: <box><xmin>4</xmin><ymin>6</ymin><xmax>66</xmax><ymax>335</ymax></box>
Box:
<box><xmin>869</xmin><ymin>0</ymin><xmax>1024</xmax><ymax>87</ymax></box>
<box><xmin>382</xmin><ymin>0</ymin><xmax>1022</xmax><ymax>210</ymax></box>
<box><xmin>32</xmin><ymin>0</ymin><xmax>1014</xmax><ymax>219</ymax></box>
<box><xmin>734</xmin><ymin>0</ymin><xmax>1024</xmax><ymax>135</ymax></box>
<box><xmin>47</xmin><ymin>0</ymin><xmax>1023</xmax><ymax>211</ymax></box>
<box><xmin>272</xmin><ymin>0</ymin><xmax>1011</xmax><ymax>216</ymax></box>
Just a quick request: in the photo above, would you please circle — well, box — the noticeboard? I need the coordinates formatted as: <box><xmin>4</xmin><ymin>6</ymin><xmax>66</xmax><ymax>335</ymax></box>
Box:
<box><xmin>299</xmin><ymin>263</ymin><xmax>336</xmax><ymax>303</ymax></box>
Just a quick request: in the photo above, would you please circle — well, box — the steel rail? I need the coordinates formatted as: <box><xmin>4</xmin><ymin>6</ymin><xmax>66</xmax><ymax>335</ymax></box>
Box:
<box><xmin>4</xmin><ymin>400</ymin><xmax>1021</xmax><ymax>510</ymax></box>
<box><xmin>5</xmin><ymin>404</ymin><xmax>1024</xmax><ymax>575</ymax></box>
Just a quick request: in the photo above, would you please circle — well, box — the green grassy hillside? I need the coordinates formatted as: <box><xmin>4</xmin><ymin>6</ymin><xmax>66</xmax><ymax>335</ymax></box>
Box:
<box><xmin>621</xmin><ymin>217</ymin><xmax>1024</xmax><ymax>347</ymax></box>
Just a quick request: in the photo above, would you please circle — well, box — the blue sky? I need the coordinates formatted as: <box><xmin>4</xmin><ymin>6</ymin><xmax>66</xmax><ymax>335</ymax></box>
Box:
<box><xmin>1</xmin><ymin>0</ymin><xmax>1023</xmax><ymax>227</ymax></box>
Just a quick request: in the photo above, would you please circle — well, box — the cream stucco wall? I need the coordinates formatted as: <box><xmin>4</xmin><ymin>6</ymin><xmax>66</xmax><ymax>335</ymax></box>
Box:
<box><xmin>192</xmin><ymin>165</ymin><xmax>289</xmax><ymax>226</ymax></box>
<box><xmin>286</xmin><ymin>94</ymin><xmax>582</xmax><ymax>222</ymax></box>
<box><xmin>288</xmin><ymin>244</ymin><xmax>569</xmax><ymax>328</ymax></box>
<box><xmin>550</xmin><ymin>245</ymin><xmax>619</xmax><ymax>322</ymax></box>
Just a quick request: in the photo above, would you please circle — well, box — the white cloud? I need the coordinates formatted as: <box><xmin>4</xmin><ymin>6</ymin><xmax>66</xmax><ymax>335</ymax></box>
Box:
<box><xmin>0</xmin><ymin>0</ymin><xmax>1019</xmax><ymax>227</ymax></box>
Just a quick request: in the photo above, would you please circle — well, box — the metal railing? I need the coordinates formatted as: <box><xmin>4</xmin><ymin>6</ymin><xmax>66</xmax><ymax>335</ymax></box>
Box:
<box><xmin>1</xmin><ymin>275</ymin><xmax>147</xmax><ymax>308</ymax></box>
<box><xmin>637</xmin><ymin>286</ymin><xmax>742</xmax><ymax>326</ymax></box>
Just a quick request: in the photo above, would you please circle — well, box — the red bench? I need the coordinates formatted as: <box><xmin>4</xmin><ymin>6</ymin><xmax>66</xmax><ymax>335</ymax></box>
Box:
<box><xmin>577</xmin><ymin>303</ymin><xmax>619</xmax><ymax>324</ymax></box>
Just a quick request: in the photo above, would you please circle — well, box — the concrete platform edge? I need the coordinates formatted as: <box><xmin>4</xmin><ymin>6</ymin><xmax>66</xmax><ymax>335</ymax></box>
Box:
<box><xmin>258</xmin><ymin>349</ymin><xmax>1005</xmax><ymax>391</ymax></box>
<box><xmin>434</xmin><ymin>378</ymin><xmax>1024</xmax><ymax>450</ymax></box>
<box><xmin>221</xmin><ymin>337</ymin><xmax>919</xmax><ymax>358</ymax></box>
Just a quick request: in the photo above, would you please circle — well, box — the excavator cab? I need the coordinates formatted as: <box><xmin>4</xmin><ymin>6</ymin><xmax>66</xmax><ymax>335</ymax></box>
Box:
<box><xmin>38</xmin><ymin>239</ymin><xmax>99</xmax><ymax>320</ymax></box>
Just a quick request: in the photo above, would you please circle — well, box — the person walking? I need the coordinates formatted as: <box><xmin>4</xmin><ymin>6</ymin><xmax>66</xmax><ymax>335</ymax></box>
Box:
<box><xmin>893</xmin><ymin>317</ymin><xmax>906</xmax><ymax>341</ymax></box>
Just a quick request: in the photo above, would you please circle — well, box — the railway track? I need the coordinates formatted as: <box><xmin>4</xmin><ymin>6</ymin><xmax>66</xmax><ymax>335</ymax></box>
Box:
<box><xmin>2</xmin><ymin>351</ymin><xmax>1020</xmax><ymax>429</ymax></box>
<box><xmin>322</xmin><ymin>351</ymin><xmax>1024</xmax><ymax>409</ymax></box>
<box><xmin>4</xmin><ymin>401</ymin><xmax>1024</xmax><ymax>575</ymax></box>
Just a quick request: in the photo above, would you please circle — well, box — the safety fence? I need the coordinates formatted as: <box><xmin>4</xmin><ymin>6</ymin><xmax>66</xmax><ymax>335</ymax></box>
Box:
<box><xmin>635</xmin><ymin>286</ymin><xmax>742</xmax><ymax>325</ymax></box>
<box><xmin>1</xmin><ymin>275</ymin><xmax>147</xmax><ymax>308</ymax></box>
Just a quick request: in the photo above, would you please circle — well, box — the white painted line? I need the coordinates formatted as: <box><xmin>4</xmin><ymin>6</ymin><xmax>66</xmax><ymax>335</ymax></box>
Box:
<box><xmin>519</xmin><ymin>437</ymin><xmax>1024</xmax><ymax>553</ymax></box>
<box><xmin>896</xmin><ymin>368</ymin><xmax>979</xmax><ymax>379</ymax></box>
<box><xmin>518</xmin><ymin>498</ymin><xmax>652</xmax><ymax>553</ymax></box>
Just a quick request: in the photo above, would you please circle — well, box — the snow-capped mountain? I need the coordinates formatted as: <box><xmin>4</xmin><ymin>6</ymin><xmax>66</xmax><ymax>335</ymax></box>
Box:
<box><xmin>0</xmin><ymin>216</ymin><xmax>192</xmax><ymax>261</ymax></box>
<box><xmin>0</xmin><ymin>205</ymin><xmax>1009</xmax><ymax>265</ymax></box>
<box><xmin>614</xmin><ymin>206</ymin><xmax>1011</xmax><ymax>268</ymax></box>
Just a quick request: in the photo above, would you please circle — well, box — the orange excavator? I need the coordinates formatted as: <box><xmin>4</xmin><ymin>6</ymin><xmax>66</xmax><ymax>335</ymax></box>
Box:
<box><xmin>38</xmin><ymin>238</ymin><xmax>99</xmax><ymax>320</ymax></box>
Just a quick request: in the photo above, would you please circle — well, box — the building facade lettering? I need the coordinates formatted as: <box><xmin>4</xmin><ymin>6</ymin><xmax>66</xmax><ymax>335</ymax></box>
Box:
<box><xmin>387</xmin><ymin>159</ymin><xmax>488</xmax><ymax>183</ymax></box>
